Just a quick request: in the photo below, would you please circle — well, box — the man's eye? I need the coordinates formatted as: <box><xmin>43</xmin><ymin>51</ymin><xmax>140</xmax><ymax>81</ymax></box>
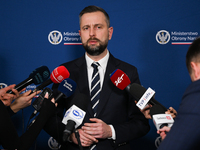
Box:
<box><xmin>83</xmin><ymin>27</ymin><xmax>88</xmax><ymax>30</ymax></box>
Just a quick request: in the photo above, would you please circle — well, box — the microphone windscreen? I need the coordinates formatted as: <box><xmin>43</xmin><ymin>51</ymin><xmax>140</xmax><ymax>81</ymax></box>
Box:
<box><xmin>50</xmin><ymin>66</ymin><xmax>70</xmax><ymax>83</ymax></box>
<box><xmin>150</xmin><ymin>105</ymin><xmax>166</xmax><ymax>117</ymax></box>
<box><xmin>58</xmin><ymin>78</ymin><xmax>77</xmax><ymax>97</ymax></box>
<box><xmin>110</xmin><ymin>69</ymin><xmax>131</xmax><ymax>90</ymax></box>
<box><xmin>129</xmin><ymin>83</ymin><xmax>146</xmax><ymax>100</ymax></box>
<box><xmin>130</xmin><ymin>83</ymin><xmax>168</xmax><ymax>111</ymax></box>
<box><xmin>29</xmin><ymin>66</ymin><xmax>50</xmax><ymax>85</ymax></box>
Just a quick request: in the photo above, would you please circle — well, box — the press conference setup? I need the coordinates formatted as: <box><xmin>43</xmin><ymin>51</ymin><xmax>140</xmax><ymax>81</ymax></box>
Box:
<box><xmin>1</xmin><ymin>1</ymin><xmax>200</xmax><ymax>150</ymax></box>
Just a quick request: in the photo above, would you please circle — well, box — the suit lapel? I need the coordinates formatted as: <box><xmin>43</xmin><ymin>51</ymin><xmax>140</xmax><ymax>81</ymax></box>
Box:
<box><xmin>75</xmin><ymin>54</ymin><xmax>120</xmax><ymax>118</ymax></box>
<box><xmin>96</xmin><ymin>54</ymin><xmax>120</xmax><ymax>117</ymax></box>
<box><xmin>74</xmin><ymin>56</ymin><xmax>94</xmax><ymax>117</ymax></box>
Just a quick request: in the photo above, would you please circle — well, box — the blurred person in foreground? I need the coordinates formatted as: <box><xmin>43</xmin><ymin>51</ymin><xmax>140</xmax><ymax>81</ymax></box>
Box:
<box><xmin>157</xmin><ymin>37</ymin><xmax>200</xmax><ymax>150</ymax></box>
<box><xmin>0</xmin><ymin>86</ymin><xmax>57</xmax><ymax>150</ymax></box>
<box><xmin>0</xmin><ymin>84</ymin><xmax>38</xmax><ymax>116</ymax></box>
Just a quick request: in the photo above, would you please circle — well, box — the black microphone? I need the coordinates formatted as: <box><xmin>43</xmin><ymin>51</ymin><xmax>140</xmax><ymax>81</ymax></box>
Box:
<box><xmin>110</xmin><ymin>69</ymin><xmax>167</xmax><ymax>111</ymax></box>
<box><xmin>7</xmin><ymin>66</ymin><xmax>50</xmax><ymax>94</ymax></box>
<box><xmin>62</xmin><ymin>93</ymin><xmax>89</xmax><ymax>142</ymax></box>
<box><xmin>129</xmin><ymin>83</ymin><xmax>174</xmax><ymax>130</ymax></box>
<box><xmin>129</xmin><ymin>83</ymin><xmax>167</xmax><ymax>111</ymax></box>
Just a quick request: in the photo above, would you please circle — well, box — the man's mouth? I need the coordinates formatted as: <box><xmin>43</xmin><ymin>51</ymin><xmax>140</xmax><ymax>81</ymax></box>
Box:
<box><xmin>89</xmin><ymin>40</ymin><xmax>98</xmax><ymax>45</ymax></box>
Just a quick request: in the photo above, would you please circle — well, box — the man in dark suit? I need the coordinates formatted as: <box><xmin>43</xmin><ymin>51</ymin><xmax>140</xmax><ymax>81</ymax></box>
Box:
<box><xmin>156</xmin><ymin>37</ymin><xmax>200</xmax><ymax>150</ymax></box>
<box><xmin>44</xmin><ymin>5</ymin><xmax>150</xmax><ymax>150</ymax></box>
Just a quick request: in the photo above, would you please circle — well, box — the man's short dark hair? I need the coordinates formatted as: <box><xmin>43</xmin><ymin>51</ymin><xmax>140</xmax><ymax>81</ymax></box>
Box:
<box><xmin>79</xmin><ymin>5</ymin><xmax>110</xmax><ymax>28</ymax></box>
<box><xmin>186</xmin><ymin>37</ymin><xmax>200</xmax><ymax>74</ymax></box>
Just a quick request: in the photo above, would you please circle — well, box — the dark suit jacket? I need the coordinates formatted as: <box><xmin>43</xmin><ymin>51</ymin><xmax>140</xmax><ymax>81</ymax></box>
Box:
<box><xmin>157</xmin><ymin>79</ymin><xmax>200</xmax><ymax>150</ymax></box>
<box><xmin>44</xmin><ymin>53</ymin><xmax>150</xmax><ymax>150</ymax></box>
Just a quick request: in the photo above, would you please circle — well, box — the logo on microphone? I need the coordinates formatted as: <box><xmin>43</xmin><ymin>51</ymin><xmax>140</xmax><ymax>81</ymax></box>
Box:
<box><xmin>166</xmin><ymin>116</ymin><xmax>172</xmax><ymax>120</ymax></box>
<box><xmin>73</xmin><ymin>109</ymin><xmax>84</xmax><ymax>119</ymax></box>
<box><xmin>64</xmin><ymin>108</ymin><xmax>71</xmax><ymax>118</ymax></box>
<box><xmin>57</xmin><ymin>75</ymin><xmax>64</xmax><ymax>82</ymax></box>
<box><xmin>64</xmin><ymin>80</ymin><xmax>73</xmax><ymax>91</ymax></box>
<box><xmin>0</xmin><ymin>83</ymin><xmax>7</xmax><ymax>89</ymax></box>
<box><xmin>157</xmin><ymin>117</ymin><xmax>167</xmax><ymax>120</ymax></box>
<box><xmin>43</xmin><ymin>70</ymin><xmax>50</xmax><ymax>79</ymax></box>
<box><xmin>143</xmin><ymin>92</ymin><xmax>153</xmax><ymax>101</ymax></box>
<box><xmin>115</xmin><ymin>74</ymin><xmax>124</xmax><ymax>86</ymax></box>
<box><xmin>48</xmin><ymin>30</ymin><xmax>63</xmax><ymax>45</ymax></box>
<box><xmin>136</xmin><ymin>87</ymin><xmax>155</xmax><ymax>110</ymax></box>
<box><xmin>156</xmin><ymin>30</ymin><xmax>170</xmax><ymax>44</ymax></box>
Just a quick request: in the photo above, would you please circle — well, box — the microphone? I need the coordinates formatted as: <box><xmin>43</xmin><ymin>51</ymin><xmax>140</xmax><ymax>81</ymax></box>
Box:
<box><xmin>32</xmin><ymin>78</ymin><xmax>76</xmax><ymax>111</ymax></box>
<box><xmin>29</xmin><ymin>78</ymin><xmax>76</xmax><ymax>129</ymax></box>
<box><xmin>109</xmin><ymin>69</ymin><xmax>164</xmax><ymax>109</ymax></box>
<box><xmin>55</xmin><ymin>78</ymin><xmax>77</xmax><ymax>102</ymax></box>
<box><xmin>150</xmin><ymin>105</ymin><xmax>174</xmax><ymax>130</ymax></box>
<box><xmin>110</xmin><ymin>69</ymin><xmax>167</xmax><ymax>114</ymax></box>
<box><xmin>129</xmin><ymin>83</ymin><xmax>173</xmax><ymax>131</ymax></box>
<box><xmin>33</xmin><ymin>66</ymin><xmax>70</xmax><ymax>92</ymax></box>
<box><xmin>152</xmin><ymin>114</ymin><xmax>174</xmax><ymax>130</ymax></box>
<box><xmin>62</xmin><ymin>93</ymin><xmax>89</xmax><ymax>142</ymax></box>
<box><xmin>7</xmin><ymin>66</ymin><xmax>50</xmax><ymax>94</ymax></box>
<box><xmin>110</xmin><ymin>69</ymin><xmax>131</xmax><ymax>91</ymax></box>
<box><xmin>129</xmin><ymin>83</ymin><xmax>167</xmax><ymax>111</ymax></box>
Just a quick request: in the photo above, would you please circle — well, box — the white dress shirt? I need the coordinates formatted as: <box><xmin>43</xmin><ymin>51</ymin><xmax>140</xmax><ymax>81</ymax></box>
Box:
<box><xmin>85</xmin><ymin>50</ymin><xmax>116</xmax><ymax>140</ymax></box>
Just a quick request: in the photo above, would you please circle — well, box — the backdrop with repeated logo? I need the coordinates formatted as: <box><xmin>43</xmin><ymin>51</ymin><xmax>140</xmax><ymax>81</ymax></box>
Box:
<box><xmin>0</xmin><ymin>0</ymin><xmax>200</xmax><ymax>149</ymax></box>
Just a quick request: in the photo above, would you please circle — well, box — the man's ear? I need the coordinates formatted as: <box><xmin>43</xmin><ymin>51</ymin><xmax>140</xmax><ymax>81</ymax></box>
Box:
<box><xmin>79</xmin><ymin>30</ymin><xmax>81</xmax><ymax>36</ymax></box>
<box><xmin>108</xmin><ymin>27</ymin><xmax>113</xmax><ymax>40</ymax></box>
<box><xmin>191</xmin><ymin>62</ymin><xmax>200</xmax><ymax>79</ymax></box>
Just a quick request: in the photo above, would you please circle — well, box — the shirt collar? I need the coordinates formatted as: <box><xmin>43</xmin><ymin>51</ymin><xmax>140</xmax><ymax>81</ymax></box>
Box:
<box><xmin>85</xmin><ymin>50</ymin><xmax>109</xmax><ymax>70</ymax></box>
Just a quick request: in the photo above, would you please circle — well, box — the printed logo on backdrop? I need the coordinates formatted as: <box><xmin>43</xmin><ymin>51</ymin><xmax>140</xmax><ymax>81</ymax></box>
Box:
<box><xmin>0</xmin><ymin>83</ymin><xmax>7</xmax><ymax>89</ymax></box>
<box><xmin>48</xmin><ymin>137</ymin><xmax>61</xmax><ymax>150</ymax></box>
<box><xmin>156</xmin><ymin>30</ymin><xmax>199</xmax><ymax>45</ymax></box>
<box><xmin>48</xmin><ymin>30</ymin><xmax>82</xmax><ymax>45</ymax></box>
<box><xmin>48</xmin><ymin>31</ymin><xmax>63</xmax><ymax>45</ymax></box>
<box><xmin>156</xmin><ymin>30</ymin><xmax>170</xmax><ymax>44</ymax></box>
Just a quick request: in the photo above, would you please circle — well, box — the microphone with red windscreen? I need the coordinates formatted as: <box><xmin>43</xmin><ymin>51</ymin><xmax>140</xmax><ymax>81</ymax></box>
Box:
<box><xmin>33</xmin><ymin>66</ymin><xmax>70</xmax><ymax>92</ymax></box>
<box><xmin>110</xmin><ymin>69</ymin><xmax>131</xmax><ymax>91</ymax></box>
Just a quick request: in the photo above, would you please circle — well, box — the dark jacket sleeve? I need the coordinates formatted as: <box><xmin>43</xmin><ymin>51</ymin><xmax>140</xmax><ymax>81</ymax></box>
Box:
<box><xmin>6</xmin><ymin>106</ymin><xmax>16</xmax><ymax>117</ymax></box>
<box><xmin>18</xmin><ymin>99</ymin><xmax>56</xmax><ymax>150</ymax></box>
<box><xmin>0</xmin><ymin>99</ymin><xmax>56</xmax><ymax>150</ymax></box>
<box><xmin>0</xmin><ymin>100</ymin><xmax>19</xmax><ymax>149</ymax></box>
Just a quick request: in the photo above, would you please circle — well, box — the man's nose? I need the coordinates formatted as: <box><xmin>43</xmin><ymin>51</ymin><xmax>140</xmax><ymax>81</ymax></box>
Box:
<box><xmin>89</xmin><ymin>28</ymin><xmax>95</xmax><ymax>37</ymax></box>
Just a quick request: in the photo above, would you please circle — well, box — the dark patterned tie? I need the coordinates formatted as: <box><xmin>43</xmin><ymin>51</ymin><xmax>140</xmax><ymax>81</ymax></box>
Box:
<box><xmin>91</xmin><ymin>62</ymin><xmax>101</xmax><ymax>117</ymax></box>
<box><xmin>90</xmin><ymin>62</ymin><xmax>100</xmax><ymax>150</ymax></box>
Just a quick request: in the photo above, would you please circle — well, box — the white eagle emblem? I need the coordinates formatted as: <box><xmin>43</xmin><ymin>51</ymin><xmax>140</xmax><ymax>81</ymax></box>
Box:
<box><xmin>48</xmin><ymin>30</ymin><xmax>63</xmax><ymax>45</ymax></box>
<box><xmin>156</xmin><ymin>30</ymin><xmax>170</xmax><ymax>44</ymax></box>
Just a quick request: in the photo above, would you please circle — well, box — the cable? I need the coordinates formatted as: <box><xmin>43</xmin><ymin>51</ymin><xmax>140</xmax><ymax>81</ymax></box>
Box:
<box><xmin>155</xmin><ymin>136</ymin><xmax>162</xmax><ymax>148</ymax></box>
<box><xmin>75</xmin><ymin>130</ymin><xmax>83</xmax><ymax>150</ymax></box>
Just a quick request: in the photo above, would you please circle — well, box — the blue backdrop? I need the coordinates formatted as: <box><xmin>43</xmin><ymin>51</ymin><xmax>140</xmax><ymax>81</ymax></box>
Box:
<box><xmin>0</xmin><ymin>0</ymin><xmax>200</xmax><ymax>149</ymax></box>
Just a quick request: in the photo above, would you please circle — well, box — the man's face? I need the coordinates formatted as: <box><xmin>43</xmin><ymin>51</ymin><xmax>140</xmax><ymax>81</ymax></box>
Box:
<box><xmin>79</xmin><ymin>11</ymin><xmax>113</xmax><ymax>56</ymax></box>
